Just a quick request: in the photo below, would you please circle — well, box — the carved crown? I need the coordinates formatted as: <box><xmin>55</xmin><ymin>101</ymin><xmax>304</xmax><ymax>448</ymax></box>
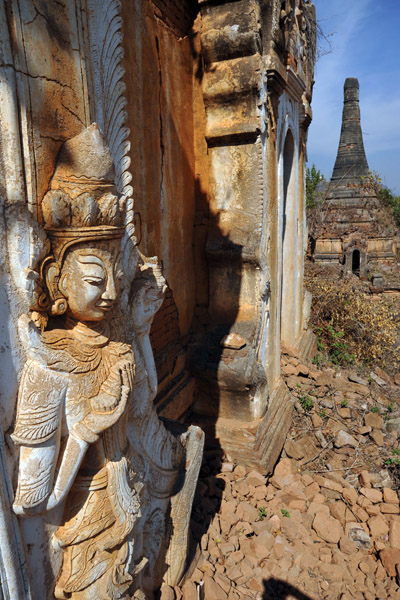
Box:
<box><xmin>27</xmin><ymin>125</ymin><xmax>128</xmax><ymax>322</ymax></box>
<box><xmin>42</xmin><ymin>124</ymin><xmax>126</xmax><ymax>264</ymax></box>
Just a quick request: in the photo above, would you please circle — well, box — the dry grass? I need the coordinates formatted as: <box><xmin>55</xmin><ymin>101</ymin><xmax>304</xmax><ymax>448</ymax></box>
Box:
<box><xmin>306</xmin><ymin>272</ymin><xmax>400</xmax><ymax>374</ymax></box>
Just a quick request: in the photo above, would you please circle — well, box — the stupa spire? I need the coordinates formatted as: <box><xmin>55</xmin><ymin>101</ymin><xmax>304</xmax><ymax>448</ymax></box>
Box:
<box><xmin>330</xmin><ymin>78</ymin><xmax>369</xmax><ymax>184</ymax></box>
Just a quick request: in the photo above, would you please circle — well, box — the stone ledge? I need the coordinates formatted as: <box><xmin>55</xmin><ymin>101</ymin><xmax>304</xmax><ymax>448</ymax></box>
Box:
<box><xmin>191</xmin><ymin>379</ymin><xmax>294</xmax><ymax>474</ymax></box>
<box><xmin>202</xmin><ymin>55</ymin><xmax>264</xmax><ymax>104</ymax></box>
<box><xmin>156</xmin><ymin>371</ymin><xmax>196</xmax><ymax>420</ymax></box>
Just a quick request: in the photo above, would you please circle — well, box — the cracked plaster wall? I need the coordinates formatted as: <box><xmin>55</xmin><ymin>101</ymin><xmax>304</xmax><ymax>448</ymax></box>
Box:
<box><xmin>5</xmin><ymin>0</ymin><xmax>88</xmax><ymax>216</ymax></box>
<box><xmin>0</xmin><ymin>0</ymin><xmax>88</xmax><ymax>420</ymax></box>
<box><xmin>0</xmin><ymin>2</ymin><xmax>90</xmax><ymax>597</ymax></box>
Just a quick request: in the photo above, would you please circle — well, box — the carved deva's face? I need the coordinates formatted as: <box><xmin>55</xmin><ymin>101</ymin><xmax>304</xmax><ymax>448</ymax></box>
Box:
<box><xmin>59</xmin><ymin>240</ymin><xmax>123</xmax><ymax>322</ymax></box>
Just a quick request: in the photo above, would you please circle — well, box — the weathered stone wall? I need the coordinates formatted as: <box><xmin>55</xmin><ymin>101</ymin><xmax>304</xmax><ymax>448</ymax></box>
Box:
<box><xmin>315</xmin><ymin>237</ymin><xmax>396</xmax><ymax>266</ymax></box>
<box><xmin>118</xmin><ymin>0</ymin><xmax>317</xmax><ymax>470</ymax></box>
<box><xmin>0</xmin><ymin>4</ymin><xmax>319</xmax><ymax>596</ymax></box>
<box><xmin>0</xmin><ymin>0</ymin><xmax>88</xmax><ymax>426</ymax></box>
<box><xmin>367</xmin><ymin>238</ymin><xmax>398</xmax><ymax>261</ymax></box>
<box><xmin>0</xmin><ymin>4</ymin><xmax>100</xmax><ymax>597</ymax></box>
<box><xmin>151</xmin><ymin>0</ymin><xmax>198</xmax><ymax>35</ymax></box>
<box><xmin>187</xmin><ymin>0</ymin><xmax>316</xmax><ymax>471</ymax></box>
<box><xmin>121</xmin><ymin>0</ymin><xmax>198</xmax><ymax>419</ymax></box>
<box><xmin>0</xmin><ymin>0</ymin><xmax>317</xmax><ymax>476</ymax></box>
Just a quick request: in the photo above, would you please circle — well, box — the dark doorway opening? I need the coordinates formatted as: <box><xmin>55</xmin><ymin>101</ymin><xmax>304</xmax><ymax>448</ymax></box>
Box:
<box><xmin>352</xmin><ymin>249</ymin><xmax>360</xmax><ymax>274</ymax></box>
<box><xmin>309</xmin><ymin>237</ymin><xmax>316</xmax><ymax>256</ymax></box>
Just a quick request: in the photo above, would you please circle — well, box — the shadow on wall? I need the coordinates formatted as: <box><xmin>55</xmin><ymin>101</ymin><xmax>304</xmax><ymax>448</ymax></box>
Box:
<box><xmin>108</xmin><ymin>0</ymin><xmax>248</xmax><ymax>588</ymax></box>
<box><xmin>121</xmin><ymin>11</ymin><xmax>247</xmax><ymax>580</ymax></box>
<box><xmin>182</xmin><ymin>176</ymin><xmax>245</xmax><ymax>572</ymax></box>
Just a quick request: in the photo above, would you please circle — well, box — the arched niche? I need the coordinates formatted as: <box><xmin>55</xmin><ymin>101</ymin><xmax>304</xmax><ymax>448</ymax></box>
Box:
<box><xmin>280</xmin><ymin>128</ymin><xmax>298</xmax><ymax>346</ymax></box>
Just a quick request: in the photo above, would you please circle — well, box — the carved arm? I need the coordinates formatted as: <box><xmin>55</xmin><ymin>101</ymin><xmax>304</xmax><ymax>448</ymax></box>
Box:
<box><xmin>46</xmin><ymin>362</ymin><xmax>131</xmax><ymax>511</ymax></box>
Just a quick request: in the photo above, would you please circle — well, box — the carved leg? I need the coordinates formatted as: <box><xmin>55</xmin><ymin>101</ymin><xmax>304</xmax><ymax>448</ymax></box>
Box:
<box><xmin>164</xmin><ymin>425</ymin><xmax>204</xmax><ymax>586</ymax></box>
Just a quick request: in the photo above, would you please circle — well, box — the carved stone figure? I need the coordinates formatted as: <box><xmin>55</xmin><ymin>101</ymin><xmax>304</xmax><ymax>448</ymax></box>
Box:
<box><xmin>11</xmin><ymin>124</ymin><xmax>203</xmax><ymax>599</ymax></box>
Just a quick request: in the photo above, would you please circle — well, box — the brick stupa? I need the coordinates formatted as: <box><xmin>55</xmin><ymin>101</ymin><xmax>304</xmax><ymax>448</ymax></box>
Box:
<box><xmin>311</xmin><ymin>78</ymin><xmax>397</xmax><ymax>275</ymax></box>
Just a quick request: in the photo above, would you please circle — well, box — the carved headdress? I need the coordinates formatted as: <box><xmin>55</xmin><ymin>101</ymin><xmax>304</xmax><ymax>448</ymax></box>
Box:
<box><xmin>37</xmin><ymin>124</ymin><xmax>127</xmax><ymax>318</ymax></box>
<box><xmin>43</xmin><ymin>124</ymin><xmax>125</xmax><ymax>255</ymax></box>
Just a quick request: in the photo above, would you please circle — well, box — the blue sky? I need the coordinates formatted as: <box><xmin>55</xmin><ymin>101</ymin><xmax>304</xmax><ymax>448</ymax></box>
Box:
<box><xmin>307</xmin><ymin>0</ymin><xmax>400</xmax><ymax>193</ymax></box>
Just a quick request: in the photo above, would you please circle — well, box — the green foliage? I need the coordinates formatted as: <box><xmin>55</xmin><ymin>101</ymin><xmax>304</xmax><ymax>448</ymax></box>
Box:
<box><xmin>312</xmin><ymin>352</ymin><xmax>323</xmax><ymax>368</ymax></box>
<box><xmin>325</xmin><ymin>325</ymin><xmax>355</xmax><ymax>366</ymax></box>
<box><xmin>313</xmin><ymin>325</ymin><xmax>354</xmax><ymax>366</ymax></box>
<box><xmin>306</xmin><ymin>164</ymin><xmax>325</xmax><ymax>210</ymax></box>
<box><xmin>258</xmin><ymin>506</ymin><xmax>267</xmax><ymax>520</ymax></box>
<box><xmin>361</xmin><ymin>170</ymin><xmax>400</xmax><ymax>227</ymax></box>
<box><xmin>385</xmin><ymin>458</ymin><xmax>400</xmax><ymax>466</ymax></box>
<box><xmin>385</xmin><ymin>447</ymin><xmax>400</xmax><ymax>466</ymax></box>
<box><xmin>316</xmin><ymin>330</ymin><xmax>327</xmax><ymax>352</ymax></box>
<box><xmin>341</xmin><ymin>399</ymin><xmax>348</xmax><ymax>408</ymax></box>
<box><xmin>318</xmin><ymin>410</ymin><xmax>327</xmax><ymax>419</ymax></box>
<box><xmin>281</xmin><ymin>508</ymin><xmax>290</xmax><ymax>518</ymax></box>
<box><xmin>377</xmin><ymin>186</ymin><xmax>400</xmax><ymax>228</ymax></box>
<box><xmin>388</xmin><ymin>402</ymin><xmax>395</xmax><ymax>413</ymax></box>
<box><xmin>370</xmin><ymin>406</ymin><xmax>379</xmax><ymax>414</ymax></box>
<box><xmin>299</xmin><ymin>395</ymin><xmax>314</xmax><ymax>411</ymax></box>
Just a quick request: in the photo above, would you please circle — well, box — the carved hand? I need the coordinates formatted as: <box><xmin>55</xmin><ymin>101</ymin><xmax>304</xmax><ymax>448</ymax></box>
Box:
<box><xmin>91</xmin><ymin>364</ymin><xmax>122</xmax><ymax>412</ymax></box>
<box><xmin>81</xmin><ymin>362</ymin><xmax>132</xmax><ymax>436</ymax></box>
<box><xmin>130</xmin><ymin>277</ymin><xmax>166</xmax><ymax>335</ymax></box>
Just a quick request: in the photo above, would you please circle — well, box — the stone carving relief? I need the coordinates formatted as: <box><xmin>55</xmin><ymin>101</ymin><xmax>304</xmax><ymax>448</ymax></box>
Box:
<box><xmin>275</xmin><ymin>0</ymin><xmax>316</xmax><ymax>83</ymax></box>
<box><xmin>11</xmin><ymin>124</ymin><xmax>204</xmax><ymax>599</ymax></box>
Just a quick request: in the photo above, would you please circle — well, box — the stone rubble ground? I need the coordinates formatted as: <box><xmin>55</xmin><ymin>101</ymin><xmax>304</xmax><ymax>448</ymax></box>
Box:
<box><xmin>160</xmin><ymin>350</ymin><xmax>400</xmax><ymax>600</ymax></box>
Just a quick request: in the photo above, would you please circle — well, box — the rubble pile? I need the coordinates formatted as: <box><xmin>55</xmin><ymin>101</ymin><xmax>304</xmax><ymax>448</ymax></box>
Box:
<box><xmin>160</xmin><ymin>353</ymin><xmax>400</xmax><ymax>600</ymax></box>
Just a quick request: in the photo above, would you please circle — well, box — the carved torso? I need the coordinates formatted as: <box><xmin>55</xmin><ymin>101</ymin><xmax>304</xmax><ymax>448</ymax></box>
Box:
<box><xmin>14</xmin><ymin>324</ymin><xmax>133</xmax><ymax>440</ymax></box>
<box><xmin>12</xmin><ymin>318</ymin><xmax>145</xmax><ymax>599</ymax></box>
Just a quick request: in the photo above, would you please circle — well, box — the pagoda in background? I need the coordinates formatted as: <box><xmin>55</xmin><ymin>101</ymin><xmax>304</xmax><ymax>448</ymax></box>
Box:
<box><xmin>330</xmin><ymin>77</ymin><xmax>369</xmax><ymax>185</ymax></box>
<box><xmin>311</xmin><ymin>78</ymin><xmax>397</xmax><ymax>277</ymax></box>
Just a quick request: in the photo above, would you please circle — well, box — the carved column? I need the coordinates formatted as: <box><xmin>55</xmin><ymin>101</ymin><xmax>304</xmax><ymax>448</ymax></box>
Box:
<box><xmin>191</xmin><ymin>0</ymin><xmax>316</xmax><ymax>471</ymax></box>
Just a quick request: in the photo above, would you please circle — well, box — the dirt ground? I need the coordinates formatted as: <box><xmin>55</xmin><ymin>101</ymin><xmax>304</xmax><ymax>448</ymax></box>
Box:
<box><xmin>161</xmin><ymin>349</ymin><xmax>400</xmax><ymax>600</ymax></box>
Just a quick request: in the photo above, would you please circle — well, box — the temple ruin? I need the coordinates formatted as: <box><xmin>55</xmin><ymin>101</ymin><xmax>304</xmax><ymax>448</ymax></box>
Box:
<box><xmin>310</xmin><ymin>78</ymin><xmax>398</xmax><ymax>276</ymax></box>
<box><xmin>0</xmin><ymin>0</ymin><xmax>316</xmax><ymax>596</ymax></box>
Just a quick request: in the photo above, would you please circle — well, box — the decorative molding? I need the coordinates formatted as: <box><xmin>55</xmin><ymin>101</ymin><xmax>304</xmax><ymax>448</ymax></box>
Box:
<box><xmin>300</xmin><ymin>93</ymin><xmax>312</xmax><ymax>131</ymax></box>
<box><xmin>193</xmin><ymin>0</ymin><xmax>316</xmax><ymax>470</ymax></box>
<box><xmin>273</xmin><ymin>0</ymin><xmax>316</xmax><ymax>88</ymax></box>
<box><xmin>285</xmin><ymin>66</ymin><xmax>306</xmax><ymax>101</ymax></box>
<box><xmin>266</xmin><ymin>68</ymin><xmax>286</xmax><ymax>98</ymax></box>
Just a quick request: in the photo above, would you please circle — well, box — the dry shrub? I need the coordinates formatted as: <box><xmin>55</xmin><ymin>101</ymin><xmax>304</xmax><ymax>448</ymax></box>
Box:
<box><xmin>306</xmin><ymin>274</ymin><xmax>400</xmax><ymax>373</ymax></box>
